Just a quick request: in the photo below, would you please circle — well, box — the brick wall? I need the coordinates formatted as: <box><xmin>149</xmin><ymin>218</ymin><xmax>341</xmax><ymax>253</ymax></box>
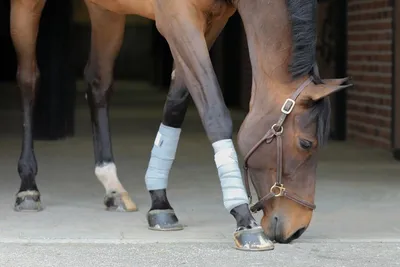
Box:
<box><xmin>347</xmin><ymin>0</ymin><xmax>393</xmax><ymax>149</ymax></box>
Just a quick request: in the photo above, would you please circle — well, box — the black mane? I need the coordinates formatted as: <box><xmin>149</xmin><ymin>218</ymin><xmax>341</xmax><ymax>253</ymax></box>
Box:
<box><xmin>287</xmin><ymin>0</ymin><xmax>331</xmax><ymax>145</ymax></box>
<box><xmin>286</xmin><ymin>0</ymin><xmax>317</xmax><ymax>79</ymax></box>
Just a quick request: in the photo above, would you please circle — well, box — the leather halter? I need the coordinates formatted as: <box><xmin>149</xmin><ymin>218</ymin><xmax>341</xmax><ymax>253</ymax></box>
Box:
<box><xmin>243</xmin><ymin>77</ymin><xmax>317</xmax><ymax>213</ymax></box>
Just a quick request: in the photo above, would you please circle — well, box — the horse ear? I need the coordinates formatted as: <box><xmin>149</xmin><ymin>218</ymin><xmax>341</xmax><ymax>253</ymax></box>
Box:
<box><xmin>321</xmin><ymin>77</ymin><xmax>350</xmax><ymax>86</ymax></box>
<box><xmin>306</xmin><ymin>77</ymin><xmax>353</xmax><ymax>101</ymax></box>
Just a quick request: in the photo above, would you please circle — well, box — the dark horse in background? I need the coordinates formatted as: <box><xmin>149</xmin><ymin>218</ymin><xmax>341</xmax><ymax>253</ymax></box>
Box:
<box><xmin>9</xmin><ymin>0</ymin><xmax>351</xmax><ymax>251</ymax></box>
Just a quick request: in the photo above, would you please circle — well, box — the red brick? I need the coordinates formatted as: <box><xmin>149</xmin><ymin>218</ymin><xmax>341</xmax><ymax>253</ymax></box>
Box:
<box><xmin>347</xmin><ymin>31</ymin><xmax>392</xmax><ymax>42</ymax></box>
<box><xmin>346</xmin><ymin>0</ymin><xmax>392</xmax><ymax>149</ymax></box>
<box><xmin>347</xmin><ymin>74</ymin><xmax>391</xmax><ymax>84</ymax></box>
<box><xmin>347</xmin><ymin>63</ymin><xmax>391</xmax><ymax>73</ymax></box>
<box><xmin>348</xmin><ymin>10</ymin><xmax>392</xmax><ymax>21</ymax></box>
<box><xmin>348</xmin><ymin>21</ymin><xmax>391</xmax><ymax>31</ymax></box>
<box><xmin>348</xmin><ymin>121</ymin><xmax>390</xmax><ymax>139</ymax></box>
<box><xmin>348</xmin><ymin>43</ymin><xmax>392</xmax><ymax>52</ymax></box>
<box><xmin>348</xmin><ymin>53</ymin><xmax>392</xmax><ymax>62</ymax></box>
<box><xmin>347</xmin><ymin>112</ymin><xmax>391</xmax><ymax>128</ymax></box>
<box><xmin>347</xmin><ymin>131</ymin><xmax>391</xmax><ymax>149</ymax></box>
<box><xmin>347</xmin><ymin>84</ymin><xmax>391</xmax><ymax>95</ymax></box>
<box><xmin>348</xmin><ymin>0</ymin><xmax>391</xmax><ymax>12</ymax></box>
<box><xmin>347</xmin><ymin>102</ymin><xmax>391</xmax><ymax>117</ymax></box>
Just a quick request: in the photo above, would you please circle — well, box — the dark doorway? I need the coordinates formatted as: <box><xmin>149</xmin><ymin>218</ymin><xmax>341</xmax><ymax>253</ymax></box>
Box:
<box><xmin>0</xmin><ymin>1</ymin><xmax>77</xmax><ymax>139</ymax></box>
<box><xmin>316</xmin><ymin>0</ymin><xmax>347</xmax><ymax>140</ymax></box>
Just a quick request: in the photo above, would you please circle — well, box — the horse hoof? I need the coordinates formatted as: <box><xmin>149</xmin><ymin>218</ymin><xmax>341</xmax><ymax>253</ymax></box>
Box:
<box><xmin>14</xmin><ymin>191</ymin><xmax>43</xmax><ymax>212</ymax></box>
<box><xmin>104</xmin><ymin>191</ymin><xmax>138</xmax><ymax>212</ymax></box>
<box><xmin>233</xmin><ymin>226</ymin><xmax>274</xmax><ymax>251</ymax></box>
<box><xmin>147</xmin><ymin>209</ymin><xmax>184</xmax><ymax>231</ymax></box>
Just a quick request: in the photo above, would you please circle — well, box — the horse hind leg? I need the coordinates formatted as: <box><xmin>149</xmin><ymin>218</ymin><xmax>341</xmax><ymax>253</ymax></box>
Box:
<box><xmin>145</xmin><ymin>64</ymin><xmax>189</xmax><ymax>231</ymax></box>
<box><xmin>84</xmin><ymin>1</ymin><xmax>137</xmax><ymax>212</ymax></box>
<box><xmin>10</xmin><ymin>0</ymin><xmax>46</xmax><ymax>212</ymax></box>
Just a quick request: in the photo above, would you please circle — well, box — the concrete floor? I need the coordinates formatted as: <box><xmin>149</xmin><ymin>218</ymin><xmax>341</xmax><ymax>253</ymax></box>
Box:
<box><xmin>1</xmin><ymin>81</ymin><xmax>400</xmax><ymax>266</ymax></box>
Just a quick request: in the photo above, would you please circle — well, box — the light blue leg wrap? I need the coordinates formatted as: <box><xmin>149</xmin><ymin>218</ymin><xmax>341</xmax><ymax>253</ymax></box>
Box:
<box><xmin>145</xmin><ymin>123</ymin><xmax>181</xmax><ymax>190</ymax></box>
<box><xmin>212</xmin><ymin>139</ymin><xmax>249</xmax><ymax>211</ymax></box>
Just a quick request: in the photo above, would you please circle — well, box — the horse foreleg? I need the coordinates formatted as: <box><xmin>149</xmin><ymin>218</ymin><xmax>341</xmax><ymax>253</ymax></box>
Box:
<box><xmin>153</xmin><ymin>1</ymin><xmax>273</xmax><ymax>250</ymax></box>
<box><xmin>84</xmin><ymin>1</ymin><xmax>137</xmax><ymax>212</ymax></box>
<box><xmin>10</xmin><ymin>0</ymin><xmax>46</xmax><ymax>212</ymax></box>
<box><xmin>145</xmin><ymin>18</ymin><xmax>233</xmax><ymax>231</ymax></box>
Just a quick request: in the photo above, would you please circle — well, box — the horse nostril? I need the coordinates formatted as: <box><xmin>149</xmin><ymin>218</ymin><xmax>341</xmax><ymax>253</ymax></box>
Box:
<box><xmin>273</xmin><ymin>216</ymin><xmax>278</xmax><ymax>233</ymax></box>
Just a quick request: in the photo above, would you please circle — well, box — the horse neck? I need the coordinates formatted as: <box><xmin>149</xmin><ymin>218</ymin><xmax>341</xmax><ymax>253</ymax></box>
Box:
<box><xmin>237</xmin><ymin>0</ymin><xmax>296</xmax><ymax>112</ymax></box>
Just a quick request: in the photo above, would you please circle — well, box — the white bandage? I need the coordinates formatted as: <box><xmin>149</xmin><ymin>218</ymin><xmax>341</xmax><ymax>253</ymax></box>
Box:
<box><xmin>212</xmin><ymin>139</ymin><xmax>249</xmax><ymax>211</ymax></box>
<box><xmin>145</xmin><ymin>123</ymin><xmax>181</xmax><ymax>190</ymax></box>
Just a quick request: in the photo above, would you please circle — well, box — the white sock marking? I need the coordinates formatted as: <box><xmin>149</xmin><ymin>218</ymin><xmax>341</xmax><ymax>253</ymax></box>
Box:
<box><xmin>95</xmin><ymin>163</ymin><xmax>125</xmax><ymax>193</ymax></box>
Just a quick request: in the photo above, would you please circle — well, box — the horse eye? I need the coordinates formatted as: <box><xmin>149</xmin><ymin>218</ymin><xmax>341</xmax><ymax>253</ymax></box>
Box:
<box><xmin>299</xmin><ymin>139</ymin><xmax>313</xmax><ymax>150</ymax></box>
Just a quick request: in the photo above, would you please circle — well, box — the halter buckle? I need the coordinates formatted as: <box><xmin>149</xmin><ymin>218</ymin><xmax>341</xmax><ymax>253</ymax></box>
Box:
<box><xmin>271</xmin><ymin>124</ymin><xmax>283</xmax><ymax>135</ymax></box>
<box><xmin>281</xmin><ymin>98</ymin><xmax>296</xmax><ymax>114</ymax></box>
<box><xmin>270</xmin><ymin>183</ymin><xmax>285</xmax><ymax>197</ymax></box>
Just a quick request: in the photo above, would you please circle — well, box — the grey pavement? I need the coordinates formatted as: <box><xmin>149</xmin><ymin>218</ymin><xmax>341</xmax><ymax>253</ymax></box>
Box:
<box><xmin>1</xmin><ymin>242</ymin><xmax>400</xmax><ymax>267</ymax></box>
<box><xmin>1</xmin><ymin>81</ymin><xmax>400</xmax><ymax>266</ymax></box>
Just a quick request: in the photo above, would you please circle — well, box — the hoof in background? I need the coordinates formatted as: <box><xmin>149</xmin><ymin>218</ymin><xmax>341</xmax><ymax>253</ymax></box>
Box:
<box><xmin>14</xmin><ymin>190</ymin><xmax>43</xmax><ymax>212</ymax></box>
<box><xmin>104</xmin><ymin>191</ymin><xmax>138</xmax><ymax>212</ymax></box>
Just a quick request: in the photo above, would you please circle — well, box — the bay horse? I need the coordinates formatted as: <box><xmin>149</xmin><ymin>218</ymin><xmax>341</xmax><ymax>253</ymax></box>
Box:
<box><xmin>9</xmin><ymin>0</ymin><xmax>351</xmax><ymax>251</ymax></box>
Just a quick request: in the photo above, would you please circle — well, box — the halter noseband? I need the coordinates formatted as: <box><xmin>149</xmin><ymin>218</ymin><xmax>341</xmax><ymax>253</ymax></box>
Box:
<box><xmin>243</xmin><ymin>77</ymin><xmax>317</xmax><ymax>213</ymax></box>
